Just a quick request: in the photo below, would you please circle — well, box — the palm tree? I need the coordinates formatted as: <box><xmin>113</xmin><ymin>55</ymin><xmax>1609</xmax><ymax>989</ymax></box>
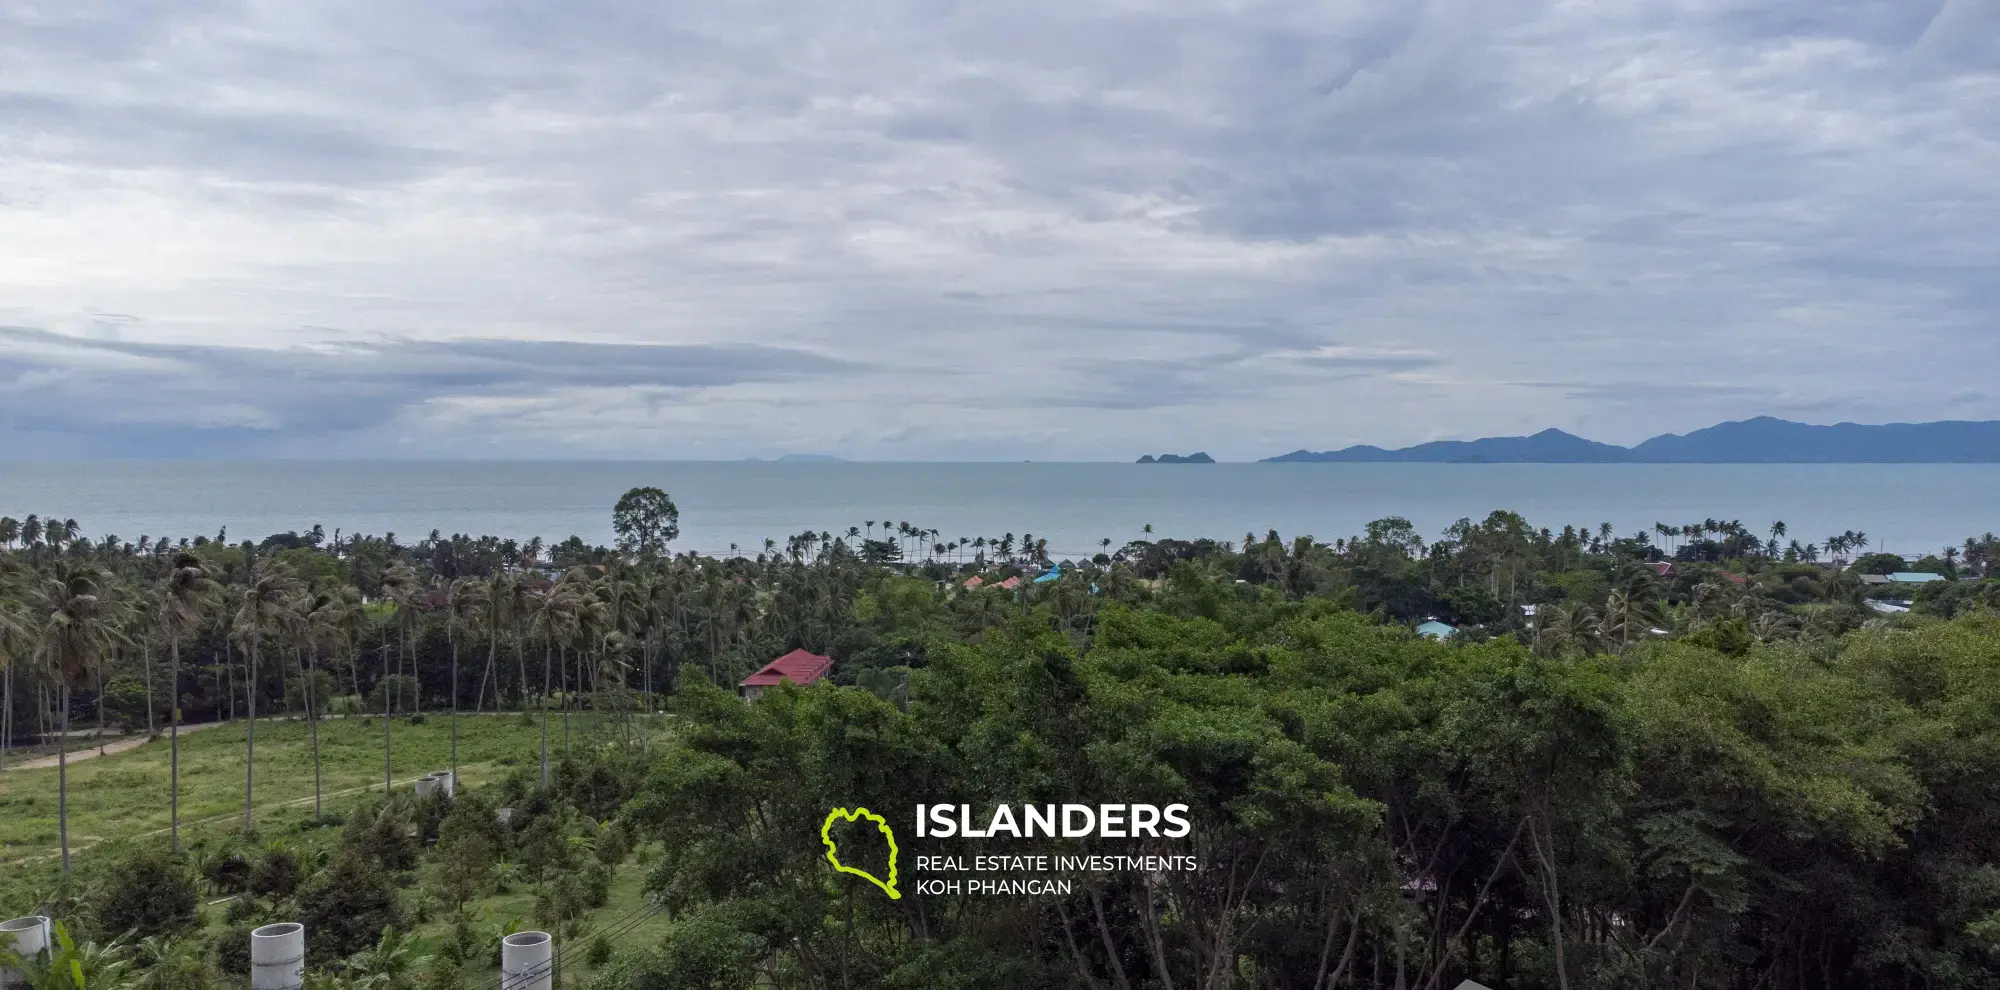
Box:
<box><xmin>470</xmin><ymin>570</ymin><xmax>511</xmax><ymax>714</ymax></box>
<box><xmin>233</xmin><ymin>557</ymin><xmax>300</xmax><ymax>831</ymax></box>
<box><xmin>296</xmin><ymin>585</ymin><xmax>349</xmax><ymax>822</ymax></box>
<box><xmin>443</xmin><ymin>576</ymin><xmax>479</xmax><ymax>779</ymax></box>
<box><xmin>377</xmin><ymin>560</ymin><xmax>419</xmax><ymax>793</ymax></box>
<box><xmin>159</xmin><ymin>551</ymin><xmax>217</xmax><ymax>852</ymax></box>
<box><xmin>31</xmin><ymin>561</ymin><xmax>122</xmax><ymax>874</ymax></box>
<box><xmin>527</xmin><ymin>581</ymin><xmax>578</xmax><ymax>786</ymax></box>
<box><xmin>0</xmin><ymin>594</ymin><xmax>29</xmax><ymax>774</ymax></box>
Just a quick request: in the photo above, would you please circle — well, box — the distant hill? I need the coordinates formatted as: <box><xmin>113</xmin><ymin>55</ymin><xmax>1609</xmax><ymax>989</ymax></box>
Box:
<box><xmin>775</xmin><ymin>453</ymin><xmax>846</xmax><ymax>463</ymax></box>
<box><xmin>1263</xmin><ymin>418</ymin><xmax>2000</xmax><ymax>463</ymax></box>
<box><xmin>1266</xmin><ymin>429</ymin><xmax>1629</xmax><ymax>463</ymax></box>
<box><xmin>1630</xmin><ymin>417</ymin><xmax>2000</xmax><ymax>462</ymax></box>
<box><xmin>1138</xmin><ymin>452</ymin><xmax>1216</xmax><ymax>464</ymax></box>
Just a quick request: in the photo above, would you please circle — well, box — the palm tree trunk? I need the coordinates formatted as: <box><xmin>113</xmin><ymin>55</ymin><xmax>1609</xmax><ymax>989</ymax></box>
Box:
<box><xmin>561</xmin><ymin>644</ymin><xmax>571</xmax><ymax>757</ymax></box>
<box><xmin>475</xmin><ymin>636</ymin><xmax>497</xmax><ymax>714</ymax></box>
<box><xmin>245</xmin><ymin>641</ymin><xmax>257</xmax><ymax>831</ymax></box>
<box><xmin>170</xmin><ymin>634</ymin><xmax>182</xmax><ymax>853</ymax></box>
<box><xmin>58</xmin><ymin>684</ymin><xmax>71</xmax><ymax>874</ymax></box>
<box><xmin>143</xmin><ymin>638</ymin><xmax>155</xmax><ymax>735</ymax></box>
<box><xmin>449</xmin><ymin>631</ymin><xmax>459</xmax><ymax>780</ymax></box>
<box><xmin>382</xmin><ymin>642</ymin><xmax>393</xmax><ymax>794</ymax></box>
<box><xmin>1</xmin><ymin>660</ymin><xmax>11</xmax><ymax>772</ymax></box>
<box><xmin>305</xmin><ymin>645</ymin><xmax>323</xmax><ymax>822</ymax></box>
<box><xmin>540</xmin><ymin>643</ymin><xmax>552</xmax><ymax>787</ymax></box>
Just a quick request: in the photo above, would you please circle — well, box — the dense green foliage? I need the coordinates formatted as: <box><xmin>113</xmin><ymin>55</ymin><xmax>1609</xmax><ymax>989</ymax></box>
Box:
<box><xmin>3</xmin><ymin>499</ymin><xmax>1999</xmax><ymax>987</ymax></box>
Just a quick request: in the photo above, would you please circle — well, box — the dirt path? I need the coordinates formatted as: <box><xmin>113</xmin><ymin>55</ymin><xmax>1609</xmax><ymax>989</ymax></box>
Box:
<box><xmin>2</xmin><ymin>721</ymin><xmax>226</xmax><ymax>772</ymax></box>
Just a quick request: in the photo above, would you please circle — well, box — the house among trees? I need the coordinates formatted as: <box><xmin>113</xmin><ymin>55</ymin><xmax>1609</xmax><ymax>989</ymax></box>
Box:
<box><xmin>738</xmin><ymin>647</ymin><xmax>834</xmax><ymax>701</ymax></box>
<box><xmin>1416</xmin><ymin>620</ymin><xmax>1457</xmax><ymax>640</ymax></box>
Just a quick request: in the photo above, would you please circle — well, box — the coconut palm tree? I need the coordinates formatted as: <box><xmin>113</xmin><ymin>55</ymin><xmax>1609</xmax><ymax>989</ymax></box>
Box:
<box><xmin>233</xmin><ymin>556</ymin><xmax>300</xmax><ymax>831</ymax></box>
<box><xmin>526</xmin><ymin>581</ymin><xmax>579</xmax><ymax>786</ymax></box>
<box><xmin>443</xmin><ymin>576</ymin><xmax>479</xmax><ymax>778</ymax></box>
<box><xmin>31</xmin><ymin>561</ymin><xmax>123</xmax><ymax>874</ymax></box>
<box><xmin>377</xmin><ymin>560</ymin><xmax>419</xmax><ymax>792</ymax></box>
<box><xmin>159</xmin><ymin>551</ymin><xmax>217</xmax><ymax>851</ymax></box>
<box><xmin>0</xmin><ymin>591</ymin><xmax>29</xmax><ymax>774</ymax></box>
<box><xmin>469</xmin><ymin>570</ymin><xmax>511</xmax><ymax>714</ymax></box>
<box><xmin>295</xmin><ymin>585</ymin><xmax>349</xmax><ymax>822</ymax></box>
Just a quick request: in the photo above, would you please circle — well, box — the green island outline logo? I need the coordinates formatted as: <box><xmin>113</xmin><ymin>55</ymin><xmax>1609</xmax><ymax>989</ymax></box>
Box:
<box><xmin>821</xmin><ymin>807</ymin><xmax>901</xmax><ymax>899</ymax></box>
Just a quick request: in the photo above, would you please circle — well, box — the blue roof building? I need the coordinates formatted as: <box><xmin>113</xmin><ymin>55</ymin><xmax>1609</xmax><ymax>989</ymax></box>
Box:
<box><xmin>1416</xmin><ymin>620</ymin><xmax>1457</xmax><ymax>640</ymax></box>
<box><xmin>1887</xmin><ymin>572</ymin><xmax>1946</xmax><ymax>583</ymax></box>
<box><xmin>1033</xmin><ymin>564</ymin><xmax>1063</xmax><ymax>584</ymax></box>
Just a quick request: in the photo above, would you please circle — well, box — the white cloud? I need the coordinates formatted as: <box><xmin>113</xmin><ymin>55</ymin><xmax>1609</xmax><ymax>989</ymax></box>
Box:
<box><xmin>1</xmin><ymin>0</ymin><xmax>1996</xmax><ymax>459</ymax></box>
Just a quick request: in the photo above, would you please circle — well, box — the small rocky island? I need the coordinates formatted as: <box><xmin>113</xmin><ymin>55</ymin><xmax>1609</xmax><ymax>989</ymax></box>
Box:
<box><xmin>1136</xmin><ymin>452</ymin><xmax>1216</xmax><ymax>463</ymax></box>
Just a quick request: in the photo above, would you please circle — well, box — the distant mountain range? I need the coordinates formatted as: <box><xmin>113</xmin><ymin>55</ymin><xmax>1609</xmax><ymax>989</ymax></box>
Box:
<box><xmin>1261</xmin><ymin>417</ymin><xmax>2000</xmax><ymax>463</ymax></box>
<box><xmin>1137</xmin><ymin>452</ymin><xmax>1216</xmax><ymax>464</ymax></box>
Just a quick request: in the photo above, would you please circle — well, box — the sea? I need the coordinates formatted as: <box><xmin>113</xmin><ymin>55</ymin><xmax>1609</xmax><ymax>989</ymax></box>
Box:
<box><xmin>0</xmin><ymin>461</ymin><xmax>1993</xmax><ymax>561</ymax></box>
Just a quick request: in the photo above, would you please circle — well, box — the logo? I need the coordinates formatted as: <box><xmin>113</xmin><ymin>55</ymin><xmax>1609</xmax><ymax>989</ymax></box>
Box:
<box><xmin>821</xmin><ymin>807</ymin><xmax>901</xmax><ymax>899</ymax></box>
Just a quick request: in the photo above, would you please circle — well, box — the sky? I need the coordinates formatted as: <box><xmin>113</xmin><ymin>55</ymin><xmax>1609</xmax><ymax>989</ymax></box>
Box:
<box><xmin>1</xmin><ymin>0</ymin><xmax>1996</xmax><ymax>461</ymax></box>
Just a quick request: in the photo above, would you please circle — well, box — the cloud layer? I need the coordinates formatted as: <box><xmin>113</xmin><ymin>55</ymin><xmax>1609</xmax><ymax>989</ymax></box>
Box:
<box><xmin>2</xmin><ymin>0</ymin><xmax>1996</xmax><ymax>459</ymax></box>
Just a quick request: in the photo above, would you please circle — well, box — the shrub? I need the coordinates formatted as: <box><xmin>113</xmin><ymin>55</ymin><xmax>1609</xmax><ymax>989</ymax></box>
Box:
<box><xmin>297</xmin><ymin>852</ymin><xmax>403</xmax><ymax>960</ymax></box>
<box><xmin>200</xmin><ymin>848</ymin><xmax>253</xmax><ymax>895</ymax></box>
<box><xmin>595</xmin><ymin>820</ymin><xmax>631</xmax><ymax>867</ymax></box>
<box><xmin>584</xmin><ymin>934</ymin><xmax>612</xmax><ymax>968</ymax></box>
<box><xmin>88</xmin><ymin>846</ymin><xmax>201</xmax><ymax>939</ymax></box>
<box><xmin>342</xmin><ymin>803</ymin><xmax>420</xmax><ymax>873</ymax></box>
<box><xmin>249</xmin><ymin>843</ymin><xmax>304</xmax><ymax>900</ymax></box>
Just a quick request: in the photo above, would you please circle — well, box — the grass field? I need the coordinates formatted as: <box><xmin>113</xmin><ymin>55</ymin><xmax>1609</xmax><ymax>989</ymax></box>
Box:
<box><xmin>0</xmin><ymin>710</ymin><xmax>666</xmax><ymax>917</ymax></box>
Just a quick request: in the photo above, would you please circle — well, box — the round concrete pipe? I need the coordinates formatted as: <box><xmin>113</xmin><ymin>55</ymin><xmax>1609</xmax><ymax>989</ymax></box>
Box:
<box><xmin>414</xmin><ymin>774</ymin><xmax>440</xmax><ymax>797</ymax></box>
<box><xmin>500</xmin><ymin>930</ymin><xmax>554</xmax><ymax>990</ymax></box>
<box><xmin>436</xmin><ymin>770</ymin><xmax>456</xmax><ymax>796</ymax></box>
<box><xmin>1</xmin><ymin>916</ymin><xmax>51</xmax><ymax>989</ymax></box>
<box><xmin>249</xmin><ymin>922</ymin><xmax>306</xmax><ymax>990</ymax></box>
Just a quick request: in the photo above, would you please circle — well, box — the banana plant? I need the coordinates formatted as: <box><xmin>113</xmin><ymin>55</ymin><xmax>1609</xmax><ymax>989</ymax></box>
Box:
<box><xmin>0</xmin><ymin>920</ymin><xmax>132</xmax><ymax>990</ymax></box>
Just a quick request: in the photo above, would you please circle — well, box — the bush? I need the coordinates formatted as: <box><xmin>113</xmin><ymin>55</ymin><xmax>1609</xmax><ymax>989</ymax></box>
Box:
<box><xmin>200</xmin><ymin>847</ymin><xmax>253</xmax><ymax>895</ymax></box>
<box><xmin>342</xmin><ymin>803</ymin><xmax>420</xmax><ymax>873</ymax></box>
<box><xmin>595</xmin><ymin>820</ymin><xmax>631</xmax><ymax>867</ymax></box>
<box><xmin>212</xmin><ymin>921</ymin><xmax>255</xmax><ymax>977</ymax></box>
<box><xmin>249</xmin><ymin>843</ymin><xmax>304</xmax><ymax>900</ymax></box>
<box><xmin>584</xmin><ymin>934</ymin><xmax>612</xmax><ymax>968</ymax></box>
<box><xmin>88</xmin><ymin>846</ymin><xmax>201</xmax><ymax>939</ymax></box>
<box><xmin>298</xmin><ymin>852</ymin><xmax>403</xmax><ymax>959</ymax></box>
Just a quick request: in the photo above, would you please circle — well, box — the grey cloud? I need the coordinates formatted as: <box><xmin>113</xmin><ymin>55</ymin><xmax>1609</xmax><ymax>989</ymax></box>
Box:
<box><xmin>1</xmin><ymin>0</ymin><xmax>1997</xmax><ymax>459</ymax></box>
<box><xmin>0</xmin><ymin>328</ymin><xmax>849</xmax><ymax>454</ymax></box>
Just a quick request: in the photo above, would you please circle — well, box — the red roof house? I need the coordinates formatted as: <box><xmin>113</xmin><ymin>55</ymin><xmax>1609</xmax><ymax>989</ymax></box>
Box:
<box><xmin>1642</xmin><ymin>562</ymin><xmax>1677</xmax><ymax>578</ymax></box>
<box><xmin>738</xmin><ymin>648</ymin><xmax>834</xmax><ymax>701</ymax></box>
<box><xmin>963</xmin><ymin>575</ymin><xmax>984</xmax><ymax>590</ymax></box>
<box><xmin>996</xmin><ymin>576</ymin><xmax>1022</xmax><ymax>590</ymax></box>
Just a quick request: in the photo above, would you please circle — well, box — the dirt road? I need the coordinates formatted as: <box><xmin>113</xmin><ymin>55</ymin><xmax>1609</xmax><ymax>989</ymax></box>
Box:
<box><xmin>2</xmin><ymin>721</ymin><xmax>226</xmax><ymax>771</ymax></box>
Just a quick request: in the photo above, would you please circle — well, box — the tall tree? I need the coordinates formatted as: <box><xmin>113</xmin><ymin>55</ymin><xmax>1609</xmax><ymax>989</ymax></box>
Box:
<box><xmin>31</xmin><ymin>561</ymin><xmax>123</xmax><ymax>874</ymax></box>
<box><xmin>158</xmin><ymin>551</ymin><xmax>217</xmax><ymax>852</ymax></box>
<box><xmin>612</xmin><ymin>487</ymin><xmax>681</xmax><ymax>560</ymax></box>
<box><xmin>233</xmin><ymin>556</ymin><xmax>299</xmax><ymax>831</ymax></box>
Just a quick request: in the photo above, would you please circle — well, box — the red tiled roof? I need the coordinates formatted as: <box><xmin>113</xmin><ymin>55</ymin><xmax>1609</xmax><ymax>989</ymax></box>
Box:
<box><xmin>997</xmin><ymin>576</ymin><xmax>1022</xmax><ymax>590</ymax></box>
<box><xmin>739</xmin><ymin>647</ymin><xmax>833</xmax><ymax>689</ymax></box>
<box><xmin>963</xmin><ymin>575</ymin><xmax>984</xmax><ymax>589</ymax></box>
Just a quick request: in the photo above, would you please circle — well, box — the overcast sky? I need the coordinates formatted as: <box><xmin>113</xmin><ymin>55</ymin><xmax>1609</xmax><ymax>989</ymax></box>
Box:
<box><xmin>2</xmin><ymin>0</ymin><xmax>1996</xmax><ymax>461</ymax></box>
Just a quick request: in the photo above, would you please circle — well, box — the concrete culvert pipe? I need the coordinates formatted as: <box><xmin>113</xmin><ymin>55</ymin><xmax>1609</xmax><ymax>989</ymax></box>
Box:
<box><xmin>501</xmin><ymin>930</ymin><xmax>554</xmax><ymax>990</ymax></box>
<box><xmin>1</xmin><ymin>916</ymin><xmax>51</xmax><ymax>990</ymax></box>
<box><xmin>250</xmin><ymin>922</ymin><xmax>305</xmax><ymax>990</ymax></box>
<box><xmin>436</xmin><ymin>770</ymin><xmax>456</xmax><ymax>796</ymax></box>
<box><xmin>414</xmin><ymin>774</ymin><xmax>440</xmax><ymax>797</ymax></box>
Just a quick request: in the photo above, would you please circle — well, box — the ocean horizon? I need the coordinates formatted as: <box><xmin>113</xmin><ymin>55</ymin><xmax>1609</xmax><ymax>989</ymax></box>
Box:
<box><xmin>2</xmin><ymin>460</ymin><xmax>1992</xmax><ymax>561</ymax></box>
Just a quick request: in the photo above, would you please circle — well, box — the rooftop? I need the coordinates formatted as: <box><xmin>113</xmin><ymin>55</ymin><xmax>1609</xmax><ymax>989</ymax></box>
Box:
<box><xmin>739</xmin><ymin>647</ymin><xmax>834</xmax><ymax>689</ymax></box>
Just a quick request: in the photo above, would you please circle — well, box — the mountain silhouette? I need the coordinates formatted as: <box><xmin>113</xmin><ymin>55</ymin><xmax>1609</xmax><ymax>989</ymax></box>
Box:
<box><xmin>1262</xmin><ymin>418</ymin><xmax>2000</xmax><ymax>463</ymax></box>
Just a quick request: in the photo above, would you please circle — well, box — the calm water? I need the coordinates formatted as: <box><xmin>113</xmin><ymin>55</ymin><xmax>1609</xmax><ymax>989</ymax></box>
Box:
<box><xmin>0</xmin><ymin>461</ymin><xmax>1992</xmax><ymax>560</ymax></box>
